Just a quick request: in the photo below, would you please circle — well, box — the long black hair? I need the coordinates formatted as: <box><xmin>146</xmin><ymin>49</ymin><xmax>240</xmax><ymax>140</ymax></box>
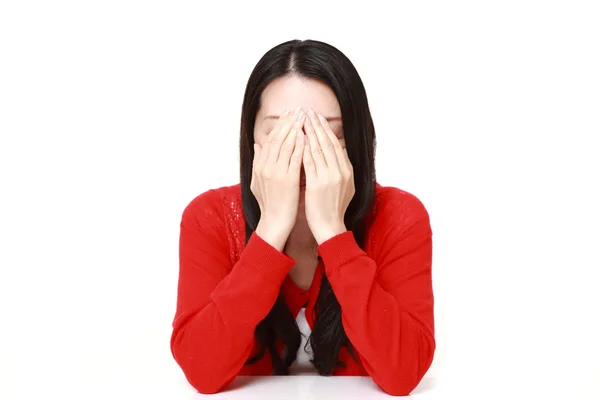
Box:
<box><xmin>239</xmin><ymin>39</ymin><xmax>377</xmax><ymax>375</ymax></box>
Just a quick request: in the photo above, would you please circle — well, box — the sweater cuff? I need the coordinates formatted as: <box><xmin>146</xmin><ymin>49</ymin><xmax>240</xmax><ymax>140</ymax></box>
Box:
<box><xmin>237</xmin><ymin>231</ymin><xmax>296</xmax><ymax>285</ymax></box>
<box><xmin>317</xmin><ymin>231</ymin><xmax>365</xmax><ymax>274</ymax></box>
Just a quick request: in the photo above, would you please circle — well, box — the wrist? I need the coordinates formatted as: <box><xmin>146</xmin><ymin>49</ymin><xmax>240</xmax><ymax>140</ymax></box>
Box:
<box><xmin>314</xmin><ymin>221</ymin><xmax>347</xmax><ymax>245</ymax></box>
<box><xmin>255</xmin><ymin>219</ymin><xmax>290</xmax><ymax>252</ymax></box>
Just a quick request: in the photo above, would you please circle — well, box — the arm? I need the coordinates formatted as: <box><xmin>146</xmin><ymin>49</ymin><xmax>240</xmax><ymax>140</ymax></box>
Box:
<box><xmin>170</xmin><ymin>190</ymin><xmax>296</xmax><ymax>394</ymax></box>
<box><xmin>317</xmin><ymin>193</ymin><xmax>435</xmax><ymax>396</ymax></box>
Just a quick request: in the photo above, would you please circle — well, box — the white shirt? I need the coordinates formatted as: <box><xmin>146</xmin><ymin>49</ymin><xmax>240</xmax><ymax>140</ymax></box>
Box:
<box><xmin>290</xmin><ymin>308</ymin><xmax>318</xmax><ymax>374</ymax></box>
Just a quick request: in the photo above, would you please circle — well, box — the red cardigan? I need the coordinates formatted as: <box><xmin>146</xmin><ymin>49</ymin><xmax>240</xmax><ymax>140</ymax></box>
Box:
<box><xmin>170</xmin><ymin>182</ymin><xmax>435</xmax><ymax>395</ymax></box>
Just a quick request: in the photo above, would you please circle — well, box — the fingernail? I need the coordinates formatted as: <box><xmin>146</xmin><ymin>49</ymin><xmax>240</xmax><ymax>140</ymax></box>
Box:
<box><xmin>308</xmin><ymin>107</ymin><xmax>316</xmax><ymax>117</ymax></box>
<box><xmin>296</xmin><ymin>109</ymin><xmax>305</xmax><ymax>121</ymax></box>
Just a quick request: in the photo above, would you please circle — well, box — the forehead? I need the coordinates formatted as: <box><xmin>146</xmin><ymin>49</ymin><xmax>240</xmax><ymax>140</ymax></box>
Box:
<box><xmin>257</xmin><ymin>75</ymin><xmax>341</xmax><ymax>118</ymax></box>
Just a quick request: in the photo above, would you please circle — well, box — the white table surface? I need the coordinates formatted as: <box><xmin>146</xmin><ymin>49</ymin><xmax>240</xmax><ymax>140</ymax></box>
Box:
<box><xmin>113</xmin><ymin>375</ymin><xmax>438</xmax><ymax>400</ymax></box>
<box><xmin>2</xmin><ymin>360</ymin><xmax>596</xmax><ymax>400</ymax></box>
<box><xmin>4</xmin><ymin>373</ymin><xmax>436</xmax><ymax>400</ymax></box>
<box><xmin>181</xmin><ymin>375</ymin><xmax>436</xmax><ymax>399</ymax></box>
<box><xmin>4</xmin><ymin>370</ymin><xmax>598</xmax><ymax>400</ymax></box>
<box><xmin>135</xmin><ymin>374</ymin><xmax>593</xmax><ymax>400</ymax></box>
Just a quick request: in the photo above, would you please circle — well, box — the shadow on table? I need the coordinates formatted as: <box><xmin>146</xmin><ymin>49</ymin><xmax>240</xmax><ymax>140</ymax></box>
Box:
<box><xmin>412</xmin><ymin>376</ymin><xmax>436</xmax><ymax>395</ymax></box>
<box><xmin>225</xmin><ymin>376</ymin><xmax>263</xmax><ymax>391</ymax></box>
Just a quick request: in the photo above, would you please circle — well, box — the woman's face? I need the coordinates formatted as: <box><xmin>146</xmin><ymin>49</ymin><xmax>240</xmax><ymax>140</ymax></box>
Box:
<box><xmin>253</xmin><ymin>75</ymin><xmax>345</xmax><ymax>207</ymax></box>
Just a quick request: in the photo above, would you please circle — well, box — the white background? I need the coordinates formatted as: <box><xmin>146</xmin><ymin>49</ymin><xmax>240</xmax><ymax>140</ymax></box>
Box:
<box><xmin>1</xmin><ymin>1</ymin><xmax>599</xmax><ymax>399</ymax></box>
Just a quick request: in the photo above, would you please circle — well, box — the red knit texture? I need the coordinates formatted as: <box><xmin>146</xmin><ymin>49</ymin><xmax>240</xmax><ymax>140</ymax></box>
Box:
<box><xmin>170</xmin><ymin>182</ymin><xmax>435</xmax><ymax>395</ymax></box>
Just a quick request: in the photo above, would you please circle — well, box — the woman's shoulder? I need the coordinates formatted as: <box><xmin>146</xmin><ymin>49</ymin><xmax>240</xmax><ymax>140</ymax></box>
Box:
<box><xmin>181</xmin><ymin>183</ymin><xmax>242</xmax><ymax>223</ymax></box>
<box><xmin>372</xmin><ymin>182</ymin><xmax>431</xmax><ymax>228</ymax></box>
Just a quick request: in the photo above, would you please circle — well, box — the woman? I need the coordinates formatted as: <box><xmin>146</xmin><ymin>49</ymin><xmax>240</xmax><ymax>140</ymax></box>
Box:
<box><xmin>170</xmin><ymin>39</ymin><xmax>435</xmax><ymax>396</ymax></box>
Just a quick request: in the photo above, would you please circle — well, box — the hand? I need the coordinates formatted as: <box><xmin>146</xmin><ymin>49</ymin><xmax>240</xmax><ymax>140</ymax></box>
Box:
<box><xmin>251</xmin><ymin>107</ymin><xmax>306</xmax><ymax>251</ymax></box>
<box><xmin>302</xmin><ymin>107</ymin><xmax>355</xmax><ymax>245</ymax></box>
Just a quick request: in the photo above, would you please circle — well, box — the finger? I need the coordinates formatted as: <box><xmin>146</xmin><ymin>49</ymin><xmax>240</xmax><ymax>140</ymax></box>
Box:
<box><xmin>251</xmin><ymin>144</ymin><xmax>261</xmax><ymax>192</ymax></box>
<box><xmin>265</xmin><ymin>109</ymin><xmax>292</xmax><ymax>159</ymax></box>
<box><xmin>289</xmin><ymin>129</ymin><xmax>305</xmax><ymax>173</ymax></box>
<box><xmin>308</xmin><ymin>108</ymin><xmax>339</xmax><ymax>169</ymax></box>
<box><xmin>267</xmin><ymin>108</ymin><xmax>299</xmax><ymax>164</ymax></box>
<box><xmin>303</xmin><ymin>111</ymin><xmax>327</xmax><ymax>175</ymax></box>
<box><xmin>253</xmin><ymin>142</ymin><xmax>267</xmax><ymax>174</ymax></box>
<box><xmin>343</xmin><ymin>147</ymin><xmax>354</xmax><ymax>178</ymax></box>
<box><xmin>277</xmin><ymin>109</ymin><xmax>305</xmax><ymax>165</ymax></box>
<box><xmin>253</xmin><ymin>143</ymin><xmax>261</xmax><ymax>166</ymax></box>
<box><xmin>302</xmin><ymin>135</ymin><xmax>317</xmax><ymax>180</ymax></box>
<box><xmin>317</xmin><ymin>114</ymin><xmax>349</xmax><ymax>172</ymax></box>
<box><xmin>266</xmin><ymin>109</ymin><xmax>291</xmax><ymax>145</ymax></box>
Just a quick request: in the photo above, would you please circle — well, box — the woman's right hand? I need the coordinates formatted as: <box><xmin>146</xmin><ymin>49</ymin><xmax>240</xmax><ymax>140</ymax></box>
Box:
<box><xmin>251</xmin><ymin>106</ymin><xmax>306</xmax><ymax>251</ymax></box>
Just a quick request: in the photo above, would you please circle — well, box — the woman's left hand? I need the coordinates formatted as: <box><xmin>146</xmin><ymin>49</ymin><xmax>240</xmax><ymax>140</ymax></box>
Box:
<box><xmin>302</xmin><ymin>107</ymin><xmax>355</xmax><ymax>245</ymax></box>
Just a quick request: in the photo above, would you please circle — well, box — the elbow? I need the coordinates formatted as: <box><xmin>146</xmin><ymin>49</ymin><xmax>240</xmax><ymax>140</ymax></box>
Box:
<box><xmin>382</xmin><ymin>386</ymin><xmax>414</xmax><ymax>397</ymax></box>
<box><xmin>172</xmin><ymin>346</ymin><xmax>230</xmax><ymax>394</ymax></box>
<box><xmin>379</xmin><ymin>376</ymin><xmax>423</xmax><ymax>397</ymax></box>
<box><xmin>189</xmin><ymin>375</ymin><xmax>229</xmax><ymax>395</ymax></box>
<box><xmin>377</xmin><ymin>365</ymin><xmax>431</xmax><ymax>396</ymax></box>
<box><xmin>377</xmin><ymin>335</ymin><xmax>436</xmax><ymax>396</ymax></box>
<box><xmin>184</xmin><ymin>358</ymin><xmax>238</xmax><ymax>394</ymax></box>
<box><xmin>170</xmin><ymin>328</ymin><xmax>234</xmax><ymax>395</ymax></box>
